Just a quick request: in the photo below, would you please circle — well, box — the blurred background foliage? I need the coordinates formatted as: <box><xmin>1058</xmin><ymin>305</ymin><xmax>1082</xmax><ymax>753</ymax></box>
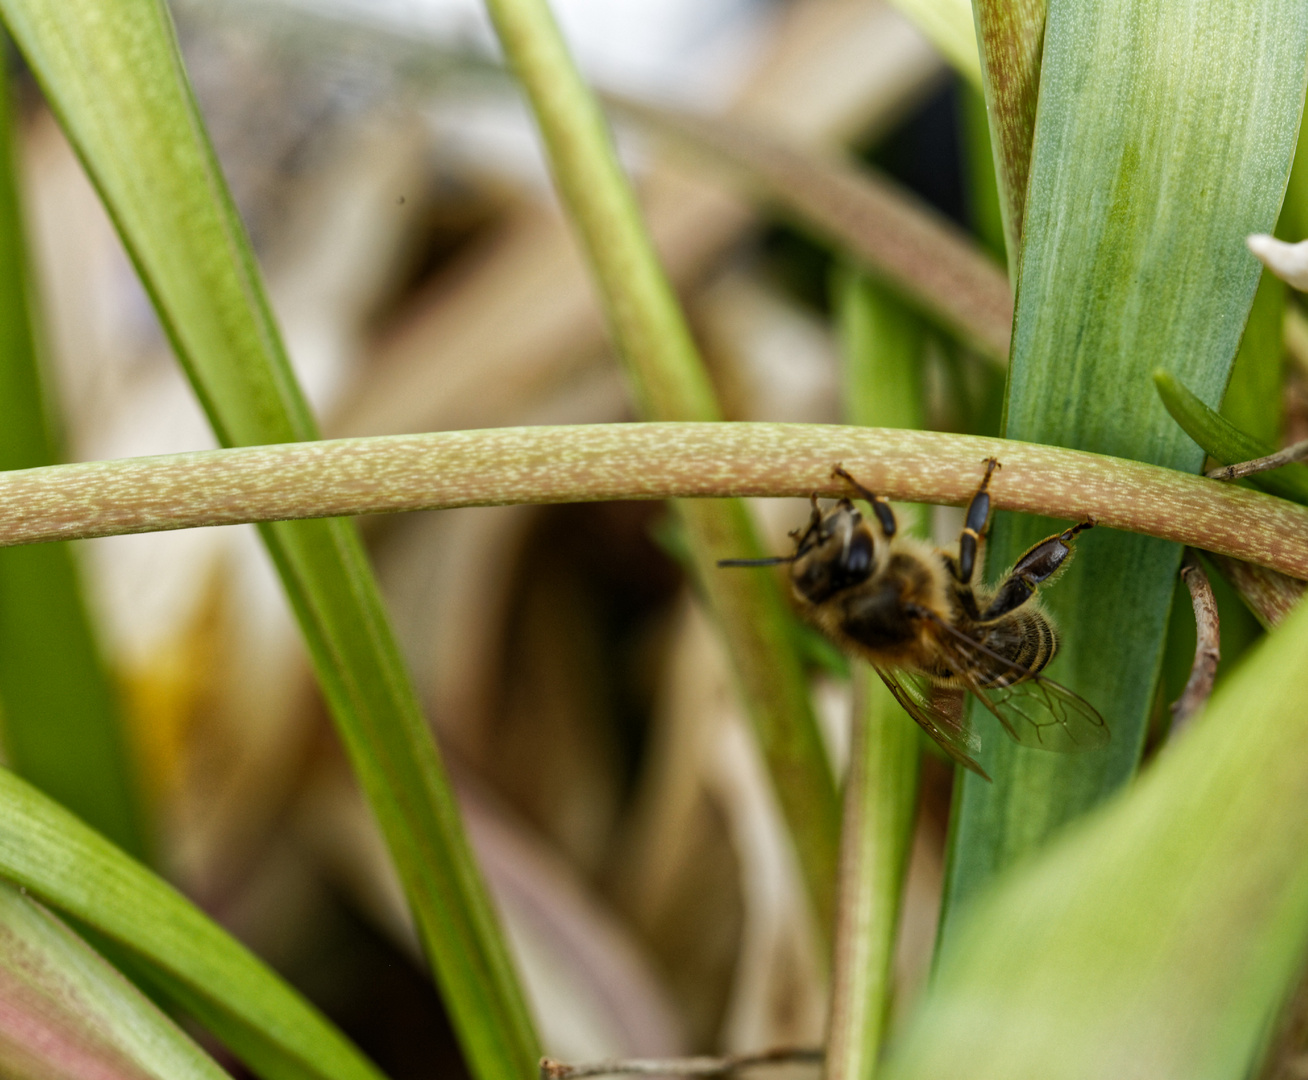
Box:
<box><xmin>0</xmin><ymin>0</ymin><xmax>1305</xmax><ymax>1077</ymax></box>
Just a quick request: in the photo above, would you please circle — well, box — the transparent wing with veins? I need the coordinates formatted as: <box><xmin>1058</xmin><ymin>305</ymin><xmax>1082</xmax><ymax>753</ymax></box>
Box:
<box><xmin>923</xmin><ymin>610</ymin><xmax>1110</xmax><ymax>753</ymax></box>
<box><xmin>872</xmin><ymin>665</ymin><xmax>990</xmax><ymax>780</ymax></box>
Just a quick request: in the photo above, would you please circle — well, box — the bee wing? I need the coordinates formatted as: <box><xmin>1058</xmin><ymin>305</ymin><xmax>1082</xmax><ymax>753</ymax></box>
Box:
<box><xmin>872</xmin><ymin>665</ymin><xmax>991</xmax><ymax>781</ymax></box>
<box><xmin>925</xmin><ymin>613</ymin><xmax>1110</xmax><ymax>753</ymax></box>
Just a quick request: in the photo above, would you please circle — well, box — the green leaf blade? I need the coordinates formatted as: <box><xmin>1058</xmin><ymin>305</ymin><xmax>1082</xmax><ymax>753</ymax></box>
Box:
<box><xmin>823</xmin><ymin>269</ymin><xmax>926</xmax><ymax>1080</ymax></box>
<box><xmin>0</xmin><ymin>767</ymin><xmax>385</xmax><ymax>1080</ymax></box>
<box><xmin>887</xmin><ymin>585</ymin><xmax>1308</xmax><ymax>1080</ymax></box>
<box><xmin>971</xmin><ymin>0</ymin><xmax>1045</xmax><ymax>272</ymax></box>
<box><xmin>1154</xmin><ymin>369</ymin><xmax>1308</xmax><ymax>505</ymax></box>
<box><xmin>0</xmin><ymin>1</ymin><xmax>539</xmax><ymax>1074</ymax></box>
<box><xmin>483</xmin><ymin>0</ymin><xmax>842</xmax><ymax>940</ymax></box>
<box><xmin>0</xmin><ymin>42</ymin><xmax>146</xmax><ymax>861</ymax></box>
<box><xmin>941</xmin><ymin>0</ymin><xmax>1308</xmax><ymax>933</ymax></box>
<box><xmin>0</xmin><ymin>881</ymin><xmax>230</xmax><ymax>1080</ymax></box>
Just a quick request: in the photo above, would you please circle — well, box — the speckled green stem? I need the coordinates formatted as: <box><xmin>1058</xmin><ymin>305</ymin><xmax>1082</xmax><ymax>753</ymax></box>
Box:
<box><xmin>0</xmin><ymin>424</ymin><xmax>1303</xmax><ymax>579</ymax></box>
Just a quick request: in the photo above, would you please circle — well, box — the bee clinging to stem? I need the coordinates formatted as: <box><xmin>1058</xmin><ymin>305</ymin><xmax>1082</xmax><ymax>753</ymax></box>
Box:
<box><xmin>719</xmin><ymin>459</ymin><xmax>1107</xmax><ymax>779</ymax></box>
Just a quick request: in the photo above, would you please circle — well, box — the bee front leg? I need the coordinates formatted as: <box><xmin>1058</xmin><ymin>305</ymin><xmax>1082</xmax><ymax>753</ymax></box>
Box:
<box><xmin>956</xmin><ymin>457</ymin><xmax>1001</xmax><ymax>584</ymax></box>
<box><xmin>832</xmin><ymin>464</ymin><xmax>897</xmax><ymax>538</ymax></box>
<box><xmin>980</xmin><ymin>519</ymin><xmax>1095</xmax><ymax>620</ymax></box>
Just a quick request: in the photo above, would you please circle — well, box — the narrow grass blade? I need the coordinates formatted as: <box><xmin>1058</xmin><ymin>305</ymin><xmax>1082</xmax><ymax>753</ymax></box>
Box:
<box><xmin>0</xmin><ymin>2</ymin><xmax>539</xmax><ymax>1075</ymax></box>
<box><xmin>1278</xmin><ymin>99</ymin><xmax>1308</xmax><ymax>243</ymax></box>
<box><xmin>885</xmin><ymin>593</ymin><xmax>1308</xmax><ymax>1080</ymax></box>
<box><xmin>0</xmin><ymin>53</ymin><xmax>146</xmax><ymax>861</ymax></box>
<box><xmin>959</xmin><ymin>83</ymin><xmax>1007</xmax><ymax>268</ymax></box>
<box><xmin>483</xmin><ymin>0</ymin><xmax>842</xmax><ymax>939</ymax></box>
<box><xmin>970</xmin><ymin>0</ymin><xmax>1045</xmax><ymax>272</ymax></box>
<box><xmin>940</xmin><ymin>0</ymin><xmax>1308</xmax><ymax>937</ymax></box>
<box><xmin>0</xmin><ymin>766</ymin><xmax>385</xmax><ymax>1080</ymax></box>
<box><xmin>619</xmin><ymin>102</ymin><xmax>1013</xmax><ymax>365</ymax></box>
<box><xmin>0</xmin><ymin>880</ymin><xmax>230</xmax><ymax>1080</ymax></box>
<box><xmin>1221</xmin><ymin>269</ymin><xmax>1286</xmax><ymax>447</ymax></box>
<box><xmin>1154</xmin><ymin>370</ymin><xmax>1308</xmax><ymax>505</ymax></box>
<box><xmin>823</xmin><ymin>269</ymin><xmax>925</xmax><ymax>1080</ymax></box>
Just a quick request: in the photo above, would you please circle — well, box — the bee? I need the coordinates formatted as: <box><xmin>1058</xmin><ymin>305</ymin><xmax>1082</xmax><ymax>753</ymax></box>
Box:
<box><xmin>720</xmin><ymin>459</ymin><xmax>1108</xmax><ymax>779</ymax></box>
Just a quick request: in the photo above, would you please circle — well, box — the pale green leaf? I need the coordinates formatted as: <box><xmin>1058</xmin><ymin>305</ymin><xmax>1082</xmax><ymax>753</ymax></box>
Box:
<box><xmin>0</xmin><ymin>880</ymin><xmax>228</xmax><ymax>1080</ymax></box>
<box><xmin>941</xmin><ymin>0</ymin><xmax>1308</xmax><ymax>934</ymax></box>
<box><xmin>886</xmin><ymin>591</ymin><xmax>1308</xmax><ymax>1080</ymax></box>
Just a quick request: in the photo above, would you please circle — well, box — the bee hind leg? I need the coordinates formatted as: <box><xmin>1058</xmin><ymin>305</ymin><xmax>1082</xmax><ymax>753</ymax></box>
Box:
<box><xmin>956</xmin><ymin>457</ymin><xmax>1002</xmax><ymax>584</ymax></box>
<box><xmin>832</xmin><ymin>463</ymin><xmax>897</xmax><ymax>538</ymax></box>
<box><xmin>979</xmin><ymin>518</ymin><xmax>1094</xmax><ymax>620</ymax></box>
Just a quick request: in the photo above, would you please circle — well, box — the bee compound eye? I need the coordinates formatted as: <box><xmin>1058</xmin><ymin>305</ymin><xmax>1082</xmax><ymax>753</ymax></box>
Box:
<box><xmin>846</xmin><ymin>530</ymin><xmax>873</xmax><ymax>576</ymax></box>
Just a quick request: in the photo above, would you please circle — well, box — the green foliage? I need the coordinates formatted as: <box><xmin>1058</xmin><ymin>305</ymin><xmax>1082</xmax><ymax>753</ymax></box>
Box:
<box><xmin>0</xmin><ymin>47</ymin><xmax>145</xmax><ymax>862</ymax></box>
<box><xmin>0</xmin><ymin>880</ymin><xmax>230</xmax><ymax>1080</ymax></box>
<box><xmin>0</xmin><ymin>766</ymin><xmax>385</xmax><ymax>1080</ymax></box>
<box><xmin>824</xmin><ymin>267</ymin><xmax>926</xmax><ymax>1079</ymax></box>
<box><xmin>483</xmin><ymin>0</ymin><xmax>841</xmax><ymax>943</ymax></box>
<box><xmin>886</xmin><ymin>592</ymin><xmax>1308</xmax><ymax>1080</ymax></box>
<box><xmin>940</xmin><ymin>0</ymin><xmax>1308</xmax><ymax>940</ymax></box>
<box><xmin>0</xmin><ymin>1</ymin><xmax>537</xmax><ymax>1076</ymax></box>
<box><xmin>1155</xmin><ymin>370</ymin><xmax>1308</xmax><ymax>505</ymax></box>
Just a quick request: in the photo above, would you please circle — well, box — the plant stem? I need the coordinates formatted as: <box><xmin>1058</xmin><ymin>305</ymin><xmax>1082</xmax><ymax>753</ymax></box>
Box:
<box><xmin>1</xmin><ymin>424</ymin><xmax>1305</xmax><ymax>578</ymax></box>
<box><xmin>1206</xmin><ymin>436</ymin><xmax>1308</xmax><ymax>481</ymax></box>
<box><xmin>1170</xmin><ymin>553</ymin><xmax>1221</xmax><ymax>733</ymax></box>
<box><xmin>824</xmin><ymin>270</ymin><xmax>925</xmax><ymax>1080</ymax></box>
<box><xmin>483</xmin><ymin>0</ymin><xmax>841</xmax><ymax>939</ymax></box>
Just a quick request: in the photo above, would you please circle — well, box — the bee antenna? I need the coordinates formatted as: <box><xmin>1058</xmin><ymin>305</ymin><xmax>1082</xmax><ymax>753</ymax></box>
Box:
<box><xmin>717</xmin><ymin>556</ymin><xmax>796</xmax><ymax>568</ymax></box>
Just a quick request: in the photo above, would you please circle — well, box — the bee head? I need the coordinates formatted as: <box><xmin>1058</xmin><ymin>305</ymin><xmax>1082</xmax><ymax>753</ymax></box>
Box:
<box><xmin>790</xmin><ymin>500</ymin><xmax>876</xmax><ymax>604</ymax></box>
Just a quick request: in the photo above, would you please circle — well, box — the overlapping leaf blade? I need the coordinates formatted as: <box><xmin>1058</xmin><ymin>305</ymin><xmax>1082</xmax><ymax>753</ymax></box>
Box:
<box><xmin>0</xmin><ymin>766</ymin><xmax>384</xmax><ymax>1080</ymax></box>
<box><xmin>0</xmin><ymin>1</ymin><xmax>538</xmax><ymax>1076</ymax></box>
<box><xmin>0</xmin><ymin>44</ymin><xmax>146</xmax><ymax>862</ymax></box>
<box><xmin>0</xmin><ymin>879</ymin><xmax>229</xmax><ymax>1080</ymax></box>
<box><xmin>887</xmin><ymin>592</ymin><xmax>1308</xmax><ymax>1079</ymax></box>
<box><xmin>941</xmin><ymin>0</ymin><xmax>1308</xmax><ymax>933</ymax></box>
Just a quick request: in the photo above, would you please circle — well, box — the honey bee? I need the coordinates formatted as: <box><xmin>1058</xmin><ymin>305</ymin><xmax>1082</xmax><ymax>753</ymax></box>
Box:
<box><xmin>720</xmin><ymin>459</ymin><xmax>1108</xmax><ymax>779</ymax></box>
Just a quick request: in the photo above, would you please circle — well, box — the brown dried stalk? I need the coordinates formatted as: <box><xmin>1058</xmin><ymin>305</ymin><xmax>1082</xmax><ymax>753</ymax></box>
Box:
<box><xmin>614</xmin><ymin>102</ymin><xmax>1013</xmax><ymax>364</ymax></box>
<box><xmin>539</xmin><ymin>1047</ymin><xmax>822</xmax><ymax>1079</ymax></box>
<box><xmin>0</xmin><ymin>423</ymin><xmax>1306</xmax><ymax>578</ymax></box>
<box><xmin>1206</xmin><ymin>437</ymin><xmax>1308</xmax><ymax>481</ymax></box>
<box><xmin>1170</xmin><ymin>553</ymin><xmax>1222</xmax><ymax>732</ymax></box>
<box><xmin>1207</xmin><ymin>554</ymin><xmax>1306</xmax><ymax>629</ymax></box>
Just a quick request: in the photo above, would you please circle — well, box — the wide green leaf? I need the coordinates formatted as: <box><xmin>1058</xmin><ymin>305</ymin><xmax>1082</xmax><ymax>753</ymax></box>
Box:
<box><xmin>885</xmin><ymin>588</ymin><xmax>1308</xmax><ymax>1080</ymax></box>
<box><xmin>941</xmin><ymin>0</ymin><xmax>1308</xmax><ymax>935</ymax></box>
<box><xmin>0</xmin><ymin>1</ymin><xmax>538</xmax><ymax>1076</ymax></box>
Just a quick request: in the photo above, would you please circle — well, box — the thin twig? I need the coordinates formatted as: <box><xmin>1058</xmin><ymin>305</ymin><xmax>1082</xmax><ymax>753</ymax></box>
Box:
<box><xmin>1205</xmin><ymin>437</ymin><xmax>1308</xmax><ymax>481</ymax></box>
<box><xmin>539</xmin><ymin>1048</ymin><xmax>822</xmax><ymax>1079</ymax></box>
<box><xmin>1170</xmin><ymin>552</ymin><xmax>1222</xmax><ymax>733</ymax></box>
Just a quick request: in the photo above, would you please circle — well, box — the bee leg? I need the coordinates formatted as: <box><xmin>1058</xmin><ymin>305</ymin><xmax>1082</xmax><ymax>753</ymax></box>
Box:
<box><xmin>832</xmin><ymin>464</ymin><xmax>897</xmax><ymax>538</ymax></box>
<box><xmin>956</xmin><ymin>457</ymin><xmax>1002</xmax><ymax>584</ymax></box>
<box><xmin>979</xmin><ymin>519</ymin><xmax>1095</xmax><ymax>620</ymax></box>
